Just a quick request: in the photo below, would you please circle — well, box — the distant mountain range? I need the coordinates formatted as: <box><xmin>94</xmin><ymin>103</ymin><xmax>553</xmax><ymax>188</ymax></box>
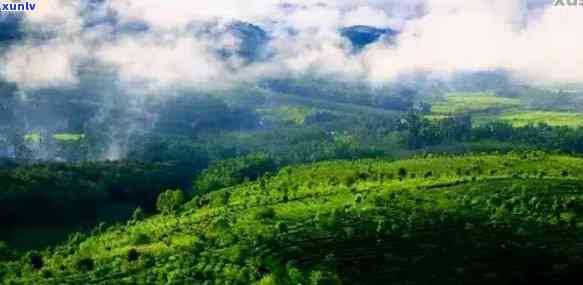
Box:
<box><xmin>219</xmin><ymin>22</ymin><xmax>398</xmax><ymax>60</ymax></box>
<box><xmin>0</xmin><ymin>13</ymin><xmax>397</xmax><ymax>57</ymax></box>
<box><xmin>223</xmin><ymin>22</ymin><xmax>400</xmax><ymax>60</ymax></box>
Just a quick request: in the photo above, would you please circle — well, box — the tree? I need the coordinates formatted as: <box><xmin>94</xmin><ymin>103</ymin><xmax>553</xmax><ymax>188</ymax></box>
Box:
<box><xmin>132</xmin><ymin>207</ymin><xmax>145</xmax><ymax>221</ymax></box>
<box><xmin>398</xmin><ymin>168</ymin><xmax>408</xmax><ymax>179</ymax></box>
<box><xmin>127</xmin><ymin>248</ymin><xmax>140</xmax><ymax>262</ymax></box>
<box><xmin>0</xmin><ymin>241</ymin><xmax>10</xmax><ymax>261</ymax></box>
<box><xmin>156</xmin><ymin>189</ymin><xmax>185</xmax><ymax>214</ymax></box>
<box><xmin>75</xmin><ymin>257</ymin><xmax>95</xmax><ymax>272</ymax></box>
<box><xmin>194</xmin><ymin>154</ymin><xmax>277</xmax><ymax>194</ymax></box>
<box><xmin>29</xmin><ymin>252</ymin><xmax>43</xmax><ymax>270</ymax></box>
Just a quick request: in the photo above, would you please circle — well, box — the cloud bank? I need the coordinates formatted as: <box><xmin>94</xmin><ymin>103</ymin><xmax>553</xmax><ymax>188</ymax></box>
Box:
<box><xmin>1</xmin><ymin>0</ymin><xmax>582</xmax><ymax>90</ymax></box>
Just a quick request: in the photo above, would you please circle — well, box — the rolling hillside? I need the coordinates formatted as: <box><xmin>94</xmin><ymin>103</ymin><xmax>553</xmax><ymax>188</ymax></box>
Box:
<box><xmin>5</xmin><ymin>153</ymin><xmax>583</xmax><ymax>284</ymax></box>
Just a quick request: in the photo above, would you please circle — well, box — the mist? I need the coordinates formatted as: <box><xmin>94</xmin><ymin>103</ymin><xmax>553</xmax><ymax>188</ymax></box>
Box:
<box><xmin>0</xmin><ymin>0</ymin><xmax>581</xmax><ymax>91</ymax></box>
<box><xmin>0</xmin><ymin>0</ymin><xmax>582</xmax><ymax>161</ymax></box>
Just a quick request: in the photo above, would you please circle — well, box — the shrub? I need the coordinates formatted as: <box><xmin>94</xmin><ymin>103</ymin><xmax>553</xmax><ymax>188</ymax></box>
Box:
<box><xmin>209</xmin><ymin>191</ymin><xmax>231</xmax><ymax>208</ymax></box>
<box><xmin>309</xmin><ymin>270</ymin><xmax>342</xmax><ymax>285</ymax></box>
<box><xmin>257</xmin><ymin>274</ymin><xmax>278</xmax><ymax>285</ymax></box>
<box><xmin>132</xmin><ymin>207</ymin><xmax>145</xmax><ymax>221</ymax></box>
<box><xmin>41</xmin><ymin>269</ymin><xmax>53</xmax><ymax>279</ymax></box>
<box><xmin>127</xmin><ymin>248</ymin><xmax>140</xmax><ymax>262</ymax></box>
<box><xmin>29</xmin><ymin>252</ymin><xmax>44</xmax><ymax>271</ymax></box>
<box><xmin>276</xmin><ymin>222</ymin><xmax>288</xmax><ymax>233</ymax></box>
<box><xmin>0</xmin><ymin>241</ymin><xmax>10</xmax><ymax>261</ymax></box>
<box><xmin>354</xmin><ymin>194</ymin><xmax>364</xmax><ymax>204</ymax></box>
<box><xmin>287</xmin><ymin>266</ymin><xmax>305</xmax><ymax>285</ymax></box>
<box><xmin>156</xmin><ymin>189</ymin><xmax>185</xmax><ymax>214</ymax></box>
<box><xmin>130</xmin><ymin>232</ymin><xmax>151</xmax><ymax>246</ymax></box>
<box><xmin>398</xmin><ymin>168</ymin><xmax>407</xmax><ymax>178</ymax></box>
<box><xmin>254</xmin><ymin>207</ymin><xmax>276</xmax><ymax>220</ymax></box>
<box><xmin>75</xmin><ymin>257</ymin><xmax>95</xmax><ymax>272</ymax></box>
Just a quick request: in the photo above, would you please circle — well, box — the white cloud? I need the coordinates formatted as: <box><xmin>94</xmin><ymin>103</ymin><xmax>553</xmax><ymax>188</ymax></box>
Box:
<box><xmin>2</xmin><ymin>0</ymin><xmax>583</xmax><ymax>89</ymax></box>
<box><xmin>96</xmin><ymin>35</ymin><xmax>228</xmax><ymax>90</ymax></box>
<box><xmin>1</xmin><ymin>40</ymin><xmax>85</xmax><ymax>89</ymax></box>
<box><xmin>362</xmin><ymin>0</ymin><xmax>583</xmax><ymax>84</ymax></box>
<box><xmin>343</xmin><ymin>6</ymin><xmax>395</xmax><ymax>27</ymax></box>
<box><xmin>23</xmin><ymin>0</ymin><xmax>83</xmax><ymax>34</ymax></box>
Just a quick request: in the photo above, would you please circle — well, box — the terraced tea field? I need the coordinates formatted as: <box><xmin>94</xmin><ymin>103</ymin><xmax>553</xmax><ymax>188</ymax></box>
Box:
<box><xmin>6</xmin><ymin>153</ymin><xmax>583</xmax><ymax>284</ymax></box>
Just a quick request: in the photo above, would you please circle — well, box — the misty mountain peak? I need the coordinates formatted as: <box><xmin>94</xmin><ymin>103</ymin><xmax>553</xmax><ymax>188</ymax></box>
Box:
<box><xmin>224</xmin><ymin>21</ymin><xmax>271</xmax><ymax>62</ymax></box>
<box><xmin>340</xmin><ymin>25</ymin><xmax>399</xmax><ymax>50</ymax></box>
<box><xmin>0</xmin><ymin>15</ymin><xmax>23</xmax><ymax>43</ymax></box>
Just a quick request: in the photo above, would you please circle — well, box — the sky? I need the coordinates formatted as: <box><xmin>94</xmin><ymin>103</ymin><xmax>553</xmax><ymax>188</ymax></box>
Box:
<box><xmin>0</xmin><ymin>0</ymin><xmax>582</xmax><ymax>91</ymax></box>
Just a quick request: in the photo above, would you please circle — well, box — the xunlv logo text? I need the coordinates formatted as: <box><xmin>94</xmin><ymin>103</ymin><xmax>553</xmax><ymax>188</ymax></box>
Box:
<box><xmin>0</xmin><ymin>2</ymin><xmax>36</xmax><ymax>12</ymax></box>
<box><xmin>554</xmin><ymin>0</ymin><xmax>583</xmax><ymax>6</ymax></box>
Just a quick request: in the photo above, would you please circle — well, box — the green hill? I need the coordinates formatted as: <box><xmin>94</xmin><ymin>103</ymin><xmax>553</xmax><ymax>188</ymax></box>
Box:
<box><xmin>4</xmin><ymin>153</ymin><xmax>583</xmax><ymax>284</ymax></box>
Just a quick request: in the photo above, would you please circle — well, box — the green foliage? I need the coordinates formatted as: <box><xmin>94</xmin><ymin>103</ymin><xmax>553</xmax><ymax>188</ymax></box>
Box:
<box><xmin>208</xmin><ymin>191</ymin><xmax>231</xmax><ymax>208</ymax></box>
<box><xmin>431</xmin><ymin>92</ymin><xmax>520</xmax><ymax>115</ymax></box>
<box><xmin>10</xmin><ymin>76</ymin><xmax>583</xmax><ymax>285</ymax></box>
<box><xmin>0</xmin><ymin>241</ymin><xmax>11</xmax><ymax>261</ymax></box>
<box><xmin>309</xmin><ymin>270</ymin><xmax>342</xmax><ymax>285</ymax></box>
<box><xmin>256</xmin><ymin>274</ymin><xmax>278</xmax><ymax>285</ymax></box>
<box><xmin>75</xmin><ymin>257</ymin><xmax>95</xmax><ymax>272</ymax></box>
<box><xmin>195</xmin><ymin>154</ymin><xmax>277</xmax><ymax>194</ymax></box>
<box><xmin>127</xmin><ymin>248</ymin><xmax>140</xmax><ymax>262</ymax></box>
<box><xmin>156</xmin><ymin>189</ymin><xmax>185</xmax><ymax>214</ymax></box>
<box><xmin>496</xmin><ymin>111</ymin><xmax>583</xmax><ymax>127</ymax></box>
<box><xmin>398</xmin><ymin>167</ymin><xmax>407</xmax><ymax>178</ymax></box>
<box><xmin>258</xmin><ymin>106</ymin><xmax>314</xmax><ymax>125</ymax></box>
<box><xmin>52</xmin><ymin>133</ymin><xmax>86</xmax><ymax>142</ymax></box>
<box><xmin>154</xmin><ymin>95</ymin><xmax>258</xmax><ymax>136</ymax></box>
<box><xmin>129</xmin><ymin>232</ymin><xmax>151</xmax><ymax>246</ymax></box>
<box><xmin>0</xmin><ymin>161</ymin><xmax>193</xmax><ymax>226</ymax></box>
<box><xmin>254</xmin><ymin>207</ymin><xmax>276</xmax><ymax>221</ymax></box>
<box><xmin>131</xmin><ymin>207</ymin><xmax>145</xmax><ymax>222</ymax></box>
<box><xmin>28</xmin><ymin>252</ymin><xmax>43</xmax><ymax>271</ymax></box>
<box><xmin>8</xmin><ymin>154</ymin><xmax>583</xmax><ymax>284</ymax></box>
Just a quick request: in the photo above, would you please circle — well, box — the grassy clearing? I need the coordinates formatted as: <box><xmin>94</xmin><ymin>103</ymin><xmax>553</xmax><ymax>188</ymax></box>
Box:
<box><xmin>257</xmin><ymin>106</ymin><xmax>314</xmax><ymax>125</ymax></box>
<box><xmin>430</xmin><ymin>92</ymin><xmax>583</xmax><ymax>128</ymax></box>
<box><xmin>24</xmin><ymin>133</ymin><xmax>86</xmax><ymax>143</ymax></box>
<box><xmin>496</xmin><ymin>111</ymin><xmax>583</xmax><ymax>127</ymax></box>
<box><xmin>53</xmin><ymin>133</ymin><xmax>86</xmax><ymax>142</ymax></box>
<box><xmin>23</xmin><ymin>133</ymin><xmax>41</xmax><ymax>143</ymax></box>
<box><xmin>431</xmin><ymin>92</ymin><xmax>521</xmax><ymax>114</ymax></box>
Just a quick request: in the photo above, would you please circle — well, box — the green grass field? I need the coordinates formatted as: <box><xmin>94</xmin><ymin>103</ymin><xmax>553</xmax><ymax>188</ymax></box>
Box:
<box><xmin>53</xmin><ymin>133</ymin><xmax>86</xmax><ymax>142</ymax></box>
<box><xmin>24</xmin><ymin>133</ymin><xmax>86</xmax><ymax>143</ymax></box>
<box><xmin>257</xmin><ymin>106</ymin><xmax>314</xmax><ymax>125</ymax></box>
<box><xmin>496</xmin><ymin>111</ymin><xmax>583</xmax><ymax>127</ymax></box>
<box><xmin>431</xmin><ymin>92</ymin><xmax>521</xmax><ymax>115</ymax></box>
<box><xmin>430</xmin><ymin>92</ymin><xmax>583</xmax><ymax>128</ymax></box>
<box><xmin>23</xmin><ymin>133</ymin><xmax>41</xmax><ymax>143</ymax></box>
